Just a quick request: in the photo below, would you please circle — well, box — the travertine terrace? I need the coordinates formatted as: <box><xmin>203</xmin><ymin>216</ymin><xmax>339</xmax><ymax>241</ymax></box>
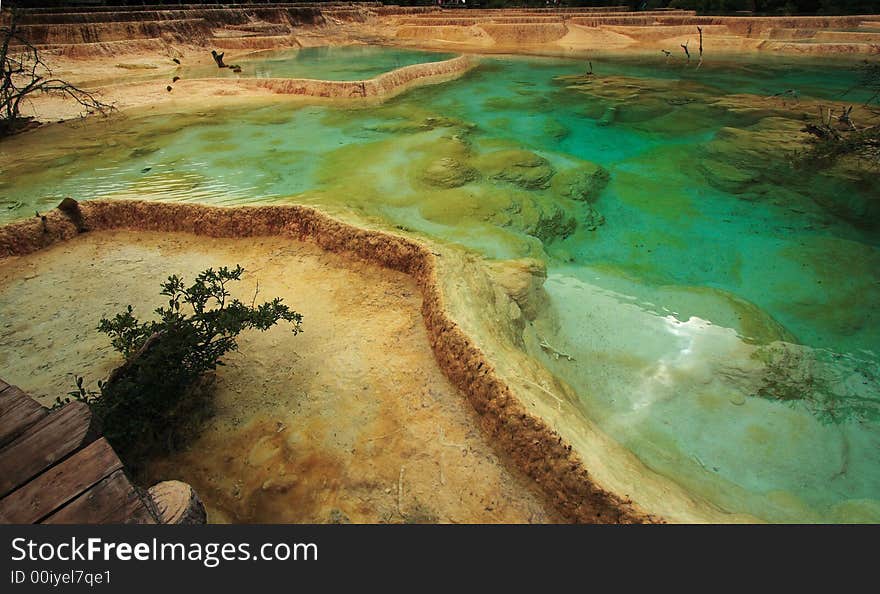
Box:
<box><xmin>2</xmin><ymin>4</ymin><xmax>879</xmax><ymax>525</ymax></box>
<box><xmin>8</xmin><ymin>3</ymin><xmax>880</xmax><ymax>58</ymax></box>
<box><xmin>6</xmin><ymin>3</ymin><xmax>877</xmax><ymax>121</ymax></box>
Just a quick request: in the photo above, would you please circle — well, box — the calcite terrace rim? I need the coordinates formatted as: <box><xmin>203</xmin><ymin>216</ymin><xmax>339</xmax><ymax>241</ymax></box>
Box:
<box><xmin>0</xmin><ymin>200</ymin><xmax>656</xmax><ymax>524</ymax></box>
<box><xmin>155</xmin><ymin>53</ymin><xmax>476</xmax><ymax>99</ymax></box>
<box><xmin>10</xmin><ymin>52</ymin><xmax>479</xmax><ymax>124</ymax></box>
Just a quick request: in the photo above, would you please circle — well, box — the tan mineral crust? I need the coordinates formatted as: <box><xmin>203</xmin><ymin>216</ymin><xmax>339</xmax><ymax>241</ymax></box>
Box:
<box><xmin>0</xmin><ymin>220</ymin><xmax>557</xmax><ymax>523</ymax></box>
<box><xmin>10</xmin><ymin>4</ymin><xmax>880</xmax><ymax>120</ymax></box>
<box><xmin>0</xmin><ymin>200</ymin><xmax>755</xmax><ymax>523</ymax></box>
<box><xmin>3</xmin><ymin>3</ymin><xmax>875</xmax><ymax>523</ymax></box>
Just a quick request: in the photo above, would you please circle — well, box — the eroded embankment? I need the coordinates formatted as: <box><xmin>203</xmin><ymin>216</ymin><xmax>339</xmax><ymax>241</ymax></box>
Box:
<box><xmin>0</xmin><ymin>201</ymin><xmax>653</xmax><ymax>524</ymax></box>
<box><xmin>9</xmin><ymin>4</ymin><xmax>880</xmax><ymax>59</ymax></box>
<box><xmin>390</xmin><ymin>10</ymin><xmax>880</xmax><ymax>56</ymax></box>
<box><xmin>9</xmin><ymin>5</ymin><xmax>327</xmax><ymax>47</ymax></box>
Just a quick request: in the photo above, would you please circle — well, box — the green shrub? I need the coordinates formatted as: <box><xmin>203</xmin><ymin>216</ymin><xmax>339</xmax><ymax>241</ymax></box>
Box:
<box><xmin>59</xmin><ymin>265</ymin><xmax>302</xmax><ymax>469</ymax></box>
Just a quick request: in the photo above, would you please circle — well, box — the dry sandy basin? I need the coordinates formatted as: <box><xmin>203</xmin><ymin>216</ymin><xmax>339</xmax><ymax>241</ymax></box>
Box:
<box><xmin>0</xmin><ymin>229</ymin><xmax>560</xmax><ymax>523</ymax></box>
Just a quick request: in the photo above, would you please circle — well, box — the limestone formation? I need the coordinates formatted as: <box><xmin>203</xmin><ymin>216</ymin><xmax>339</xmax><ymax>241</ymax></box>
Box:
<box><xmin>421</xmin><ymin>157</ymin><xmax>480</xmax><ymax>189</ymax></box>
<box><xmin>0</xmin><ymin>200</ymin><xmax>653</xmax><ymax>523</ymax></box>
<box><xmin>552</xmin><ymin>164</ymin><xmax>610</xmax><ymax>203</ymax></box>
<box><xmin>476</xmin><ymin>149</ymin><xmax>555</xmax><ymax>191</ymax></box>
<box><xmin>488</xmin><ymin>257</ymin><xmax>548</xmax><ymax>322</ymax></box>
<box><xmin>542</xmin><ymin>118</ymin><xmax>569</xmax><ymax>141</ymax></box>
<box><xmin>527</xmin><ymin>202</ymin><xmax>577</xmax><ymax>244</ymax></box>
<box><xmin>583</xmin><ymin>205</ymin><xmax>605</xmax><ymax>231</ymax></box>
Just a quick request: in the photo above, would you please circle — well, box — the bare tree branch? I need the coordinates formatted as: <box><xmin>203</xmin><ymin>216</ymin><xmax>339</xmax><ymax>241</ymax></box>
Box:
<box><xmin>697</xmin><ymin>26</ymin><xmax>704</xmax><ymax>70</ymax></box>
<box><xmin>1</xmin><ymin>7</ymin><xmax>114</xmax><ymax>136</ymax></box>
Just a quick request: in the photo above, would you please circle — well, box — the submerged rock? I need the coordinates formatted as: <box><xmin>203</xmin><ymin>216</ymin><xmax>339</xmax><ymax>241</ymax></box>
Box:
<box><xmin>485</xmin><ymin>191</ymin><xmax>577</xmax><ymax>246</ymax></box>
<box><xmin>583</xmin><ymin>205</ymin><xmax>605</xmax><ymax>231</ymax></box>
<box><xmin>805</xmin><ymin>170</ymin><xmax>880</xmax><ymax>228</ymax></box>
<box><xmin>542</xmin><ymin>118</ymin><xmax>569</xmax><ymax>141</ymax></box>
<box><xmin>597</xmin><ymin>105</ymin><xmax>617</xmax><ymax>127</ymax></box>
<box><xmin>552</xmin><ymin>164</ymin><xmax>610</xmax><ymax>203</ymax></box>
<box><xmin>701</xmin><ymin>116</ymin><xmax>880</xmax><ymax>226</ymax></box>
<box><xmin>699</xmin><ymin>157</ymin><xmax>759</xmax><ymax>194</ymax></box>
<box><xmin>368</xmin><ymin>115</ymin><xmax>471</xmax><ymax>135</ymax></box>
<box><xmin>736</xmin><ymin>341</ymin><xmax>880</xmax><ymax>425</ymax></box>
<box><xmin>528</xmin><ymin>202</ymin><xmax>577</xmax><ymax>244</ymax></box>
<box><xmin>420</xmin><ymin>157</ymin><xmax>480</xmax><ymax>189</ymax></box>
<box><xmin>129</xmin><ymin>146</ymin><xmax>160</xmax><ymax>159</ymax></box>
<box><xmin>476</xmin><ymin>149</ymin><xmax>555</xmax><ymax>190</ymax></box>
<box><xmin>700</xmin><ymin>118</ymin><xmax>806</xmax><ymax>194</ymax></box>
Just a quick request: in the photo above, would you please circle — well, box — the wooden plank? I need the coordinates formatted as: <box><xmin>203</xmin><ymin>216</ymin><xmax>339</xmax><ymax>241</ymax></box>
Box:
<box><xmin>43</xmin><ymin>470</ymin><xmax>157</xmax><ymax>525</ymax></box>
<box><xmin>0</xmin><ymin>386</ymin><xmax>32</xmax><ymax>416</ymax></box>
<box><xmin>0</xmin><ymin>385</ymin><xmax>48</xmax><ymax>448</ymax></box>
<box><xmin>0</xmin><ymin>377</ymin><xmax>9</xmax><ymax>393</ymax></box>
<box><xmin>0</xmin><ymin>381</ymin><xmax>33</xmax><ymax>416</ymax></box>
<box><xmin>0</xmin><ymin>438</ymin><xmax>122</xmax><ymax>524</ymax></box>
<box><xmin>0</xmin><ymin>401</ymin><xmax>99</xmax><ymax>498</ymax></box>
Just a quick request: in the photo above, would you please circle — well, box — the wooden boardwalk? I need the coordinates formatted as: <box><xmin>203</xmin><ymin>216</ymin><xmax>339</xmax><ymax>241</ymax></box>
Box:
<box><xmin>0</xmin><ymin>377</ymin><xmax>158</xmax><ymax>524</ymax></box>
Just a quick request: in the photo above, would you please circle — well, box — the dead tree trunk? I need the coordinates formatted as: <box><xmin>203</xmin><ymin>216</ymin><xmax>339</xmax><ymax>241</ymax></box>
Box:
<box><xmin>1</xmin><ymin>10</ymin><xmax>113</xmax><ymax>136</ymax></box>
<box><xmin>211</xmin><ymin>50</ymin><xmax>227</xmax><ymax>68</ymax></box>
<box><xmin>697</xmin><ymin>27</ymin><xmax>704</xmax><ymax>69</ymax></box>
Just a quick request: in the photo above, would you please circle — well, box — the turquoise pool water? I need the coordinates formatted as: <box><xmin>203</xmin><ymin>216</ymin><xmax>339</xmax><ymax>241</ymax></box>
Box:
<box><xmin>2</xmin><ymin>53</ymin><xmax>878</xmax><ymax>522</ymax></box>
<box><xmin>184</xmin><ymin>45</ymin><xmax>456</xmax><ymax>81</ymax></box>
<box><xmin>76</xmin><ymin>45</ymin><xmax>456</xmax><ymax>87</ymax></box>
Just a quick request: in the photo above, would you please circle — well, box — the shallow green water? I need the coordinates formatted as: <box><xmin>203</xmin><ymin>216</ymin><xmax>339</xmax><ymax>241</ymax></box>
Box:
<box><xmin>234</xmin><ymin>46</ymin><xmax>453</xmax><ymax>80</ymax></box>
<box><xmin>183</xmin><ymin>46</ymin><xmax>456</xmax><ymax>81</ymax></box>
<box><xmin>78</xmin><ymin>45</ymin><xmax>455</xmax><ymax>87</ymax></box>
<box><xmin>2</xmin><ymin>52</ymin><xmax>878</xmax><ymax>522</ymax></box>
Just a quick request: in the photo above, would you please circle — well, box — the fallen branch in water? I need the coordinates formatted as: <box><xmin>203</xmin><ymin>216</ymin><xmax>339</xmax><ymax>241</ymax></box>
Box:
<box><xmin>538</xmin><ymin>335</ymin><xmax>575</xmax><ymax>361</ymax></box>
<box><xmin>697</xmin><ymin>27</ymin><xmax>704</xmax><ymax>70</ymax></box>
